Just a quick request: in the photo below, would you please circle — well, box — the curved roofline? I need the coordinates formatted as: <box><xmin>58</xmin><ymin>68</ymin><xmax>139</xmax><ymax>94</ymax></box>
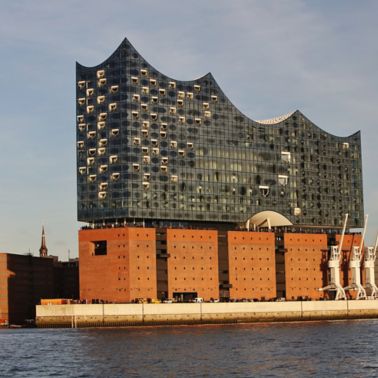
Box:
<box><xmin>77</xmin><ymin>37</ymin><xmax>361</xmax><ymax>140</ymax></box>
<box><xmin>255</xmin><ymin>109</ymin><xmax>360</xmax><ymax>139</ymax></box>
<box><xmin>76</xmin><ymin>38</ymin><xmax>129</xmax><ymax>70</ymax></box>
<box><xmin>255</xmin><ymin>111</ymin><xmax>295</xmax><ymax>125</ymax></box>
<box><xmin>298</xmin><ymin>111</ymin><xmax>361</xmax><ymax>139</ymax></box>
<box><xmin>76</xmin><ymin>37</ymin><xmax>212</xmax><ymax>84</ymax></box>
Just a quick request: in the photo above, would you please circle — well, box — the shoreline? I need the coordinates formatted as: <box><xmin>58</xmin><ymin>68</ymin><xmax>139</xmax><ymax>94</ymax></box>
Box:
<box><xmin>36</xmin><ymin>300</ymin><xmax>378</xmax><ymax>328</ymax></box>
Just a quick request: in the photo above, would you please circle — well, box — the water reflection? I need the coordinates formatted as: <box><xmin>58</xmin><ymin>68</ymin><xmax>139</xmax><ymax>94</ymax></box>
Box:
<box><xmin>0</xmin><ymin>320</ymin><xmax>377</xmax><ymax>377</ymax></box>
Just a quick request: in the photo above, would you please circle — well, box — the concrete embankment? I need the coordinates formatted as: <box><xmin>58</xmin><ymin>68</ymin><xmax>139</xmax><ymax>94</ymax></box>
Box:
<box><xmin>36</xmin><ymin>300</ymin><xmax>378</xmax><ymax>328</ymax></box>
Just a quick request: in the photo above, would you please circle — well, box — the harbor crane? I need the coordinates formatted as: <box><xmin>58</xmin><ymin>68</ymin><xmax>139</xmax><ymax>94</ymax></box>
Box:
<box><xmin>343</xmin><ymin>215</ymin><xmax>368</xmax><ymax>299</ymax></box>
<box><xmin>319</xmin><ymin>214</ymin><xmax>348</xmax><ymax>300</ymax></box>
<box><xmin>364</xmin><ymin>232</ymin><xmax>378</xmax><ymax>299</ymax></box>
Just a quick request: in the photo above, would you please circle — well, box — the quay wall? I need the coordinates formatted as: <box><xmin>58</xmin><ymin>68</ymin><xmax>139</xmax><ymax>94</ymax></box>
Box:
<box><xmin>36</xmin><ymin>300</ymin><xmax>378</xmax><ymax>328</ymax></box>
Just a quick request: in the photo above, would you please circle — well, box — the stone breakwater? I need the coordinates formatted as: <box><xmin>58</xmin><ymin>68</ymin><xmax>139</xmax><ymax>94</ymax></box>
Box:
<box><xmin>36</xmin><ymin>300</ymin><xmax>378</xmax><ymax>328</ymax></box>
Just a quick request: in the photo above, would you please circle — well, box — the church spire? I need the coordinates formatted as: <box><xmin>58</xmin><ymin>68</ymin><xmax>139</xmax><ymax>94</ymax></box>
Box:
<box><xmin>39</xmin><ymin>226</ymin><xmax>48</xmax><ymax>257</ymax></box>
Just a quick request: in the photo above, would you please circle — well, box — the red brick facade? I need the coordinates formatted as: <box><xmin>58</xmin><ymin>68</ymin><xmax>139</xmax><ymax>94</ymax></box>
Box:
<box><xmin>284</xmin><ymin>233</ymin><xmax>328</xmax><ymax>300</ymax></box>
<box><xmin>166</xmin><ymin>229</ymin><xmax>219</xmax><ymax>301</ymax></box>
<box><xmin>228</xmin><ymin>231</ymin><xmax>276</xmax><ymax>300</ymax></box>
<box><xmin>78</xmin><ymin>227</ymin><xmax>368</xmax><ymax>303</ymax></box>
<box><xmin>79</xmin><ymin>227</ymin><xmax>157</xmax><ymax>302</ymax></box>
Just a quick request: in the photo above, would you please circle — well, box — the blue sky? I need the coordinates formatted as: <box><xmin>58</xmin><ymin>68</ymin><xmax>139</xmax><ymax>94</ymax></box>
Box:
<box><xmin>1</xmin><ymin>0</ymin><xmax>377</xmax><ymax>259</ymax></box>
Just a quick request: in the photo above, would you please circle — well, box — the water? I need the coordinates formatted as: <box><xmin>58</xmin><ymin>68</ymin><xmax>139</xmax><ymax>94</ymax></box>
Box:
<box><xmin>0</xmin><ymin>320</ymin><xmax>377</xmax><ymax>377</ymax></box>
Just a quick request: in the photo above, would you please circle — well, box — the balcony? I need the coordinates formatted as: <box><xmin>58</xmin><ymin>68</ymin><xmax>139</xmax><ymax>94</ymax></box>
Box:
<box><xmin>87</xmin><ymin>131</ymin><xmax>96</xmax><ymax>139</ymax></box>
<box><xmin>96</xmin><ymin>70</ymin><xmax>105</xmax><ymax>78</ymax></box>
<box><xmin>97</xmin><ymin>121</ymin><xmax>105</xmax><ymax>130</ymax></box>
<box><xmin>98</xmin><ymin>113</ymin><xmax>107</xmax><ymax>121</ymax></box>
<box><xmin>78</xmin><ymin>81</ymin><xmax>86</xmax><ymax>89</ymax></box>
<box><xmin>98</xmin><ymin>78</ymin><xmax>106</xmax><ymax>87</ymax></box>
<box><xmin>99</xmin><ymin>139</ymin><xmax>107</xmax><ymax>147</ymax></box>
<box><xmin>111</xmin><ymin>172</ymin><xmax>120</xmax><ymax>181</ymax></box>
<box><xmin>109</xmin><ymin>155</ymin><xmax>118</xmax><ymax>164</ymax></box>
<box><xmin>99</xmin><ymin>164</ymin><xmax>108</xmax><ymax>173</ymax></box>
<box><xmin>97</xmin><ymin>96</ymin><xmax>105</xmax><ymax>104</ymax></box>
<box><xmin>98</xmin><ymin>147</ymin><xmax>106</xmax><ymax>156</ymax></box>
<box><xmin>111</xmin><ymin>128</ymin><xmax>119</xmax><ymax>136</ymax></box>
<box><xmin>98</xmin><ymin>191</ymin><xmax>107</xmax><ymax>199</ymax></box>
<box><xmin>99</xmin><ymin>182</ymin><xmax>108</xmax><ymax>190</ymax></box>
<box><xmin>108</xmin><ymin>103</ymin><xmax>117</xmax><ymax>112</ymax></box>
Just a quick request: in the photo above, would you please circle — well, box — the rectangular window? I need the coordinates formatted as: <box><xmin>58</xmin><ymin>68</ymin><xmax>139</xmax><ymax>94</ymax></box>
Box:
<box><xmin>93</xmin><ymin>240</ymin><xmax>107</xmax><ymax>255</ymax></box>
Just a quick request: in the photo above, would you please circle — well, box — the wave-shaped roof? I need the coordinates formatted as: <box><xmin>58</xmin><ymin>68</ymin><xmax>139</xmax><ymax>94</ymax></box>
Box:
<box><xmin>255</xmin><ymin>112</ymin><xmax>295</xmax><ymax>125</ymax></box>
<box><xmin>77</xmin><ymin>37</ymin><xmax>360</xmax><ymax>139</ymax></box>
<box><xmin>76</xmin><ymin>37</ymin><xmax>364</xmax><ymax>228</ymax></box>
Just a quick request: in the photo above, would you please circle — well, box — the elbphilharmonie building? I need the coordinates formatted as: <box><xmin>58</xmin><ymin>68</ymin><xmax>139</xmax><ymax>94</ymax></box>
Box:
<box><xmin>76</xmin><ymin>38</ymin><xmax>363</xmax><ymax>230</ymax></box>
<box><xmin>76</xmin><ymin>38</ymin><xmax>367</xmax><ymax>304</ymax></box>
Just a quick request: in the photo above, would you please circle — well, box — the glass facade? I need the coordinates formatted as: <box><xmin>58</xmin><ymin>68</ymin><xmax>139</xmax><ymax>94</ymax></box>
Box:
<box><xmin>76</xmin><ymin>38</ymin><xmax>364</xmax><ymax>228</ymax></box>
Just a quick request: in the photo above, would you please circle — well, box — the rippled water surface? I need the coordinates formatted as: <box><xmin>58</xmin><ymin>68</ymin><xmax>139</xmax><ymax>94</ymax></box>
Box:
<box><xmin>0</xmin><ymin>320</ymin><xmax>378</xmax><ymax>377</ymax></box>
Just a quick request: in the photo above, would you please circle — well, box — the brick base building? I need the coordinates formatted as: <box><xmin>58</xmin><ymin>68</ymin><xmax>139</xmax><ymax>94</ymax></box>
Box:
<box><xmin>79</xmin><ymin>227</ymin><xmax>156</xmax><ymax>303</ymax></box>
<box><xmin>78</xmin><ymin>226</ymin><xmax>373</xmax><ymax>303</ymax></box>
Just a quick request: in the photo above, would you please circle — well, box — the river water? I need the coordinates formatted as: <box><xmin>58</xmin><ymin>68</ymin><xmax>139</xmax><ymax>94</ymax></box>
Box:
<box><xmin>0</xmin><ymin>320</ymin><xmax>377</xmax><ymax>377</ymax></box>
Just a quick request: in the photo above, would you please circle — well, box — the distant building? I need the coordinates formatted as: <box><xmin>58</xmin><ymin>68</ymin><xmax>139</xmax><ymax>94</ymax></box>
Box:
<box><xmin>58</xmin><ymin>258</ymin><xmax>79</xmax><ymax>300</ymax></box>
<box><xmin>0</xmin><ymin>253</ymin><xmax>55</xmax><ymax>325</ymax></box>
<box><xmin>76</xmin><ymin>38</ymin><xmax>368</xmax><ymax>303</ymax></box>
<box><xmin>0</xmin><ymin>232</ymin><xmax>79</xmax><ymax>325</ymax></box>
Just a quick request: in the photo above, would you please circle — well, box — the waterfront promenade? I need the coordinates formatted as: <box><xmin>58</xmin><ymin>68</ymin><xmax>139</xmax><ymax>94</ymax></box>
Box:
<box><xmin>36</xmin><ymin>300</ymin><xmax>378</xmax><ymax>327</ymax></box>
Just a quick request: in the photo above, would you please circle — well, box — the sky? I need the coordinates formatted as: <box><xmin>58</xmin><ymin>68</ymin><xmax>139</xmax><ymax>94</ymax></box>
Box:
<box><xmin>0</xmin><ymin>0</ymin><xmax>377</xmax><ymax>260</ymax></box>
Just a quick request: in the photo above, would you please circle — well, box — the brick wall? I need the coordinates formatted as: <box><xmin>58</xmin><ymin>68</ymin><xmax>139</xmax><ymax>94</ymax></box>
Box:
<box><xmin>167</xmin><ymin>229</ymin><xmax>219</xmax><ymax>300</ymax></box>
<box><xmin>228</xmin><ymin>231</ymin><xmax>276</xmax><ymax>300</ymax></box>
<box><xmin>284</xmin><ymin>233</ymin><xmax>328</xmax><ymax>300</ymax></box>
<box><xmin>79</xmin><ymin>227</ymin><xmax>156</xmax><ymax>302</ymax></box>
